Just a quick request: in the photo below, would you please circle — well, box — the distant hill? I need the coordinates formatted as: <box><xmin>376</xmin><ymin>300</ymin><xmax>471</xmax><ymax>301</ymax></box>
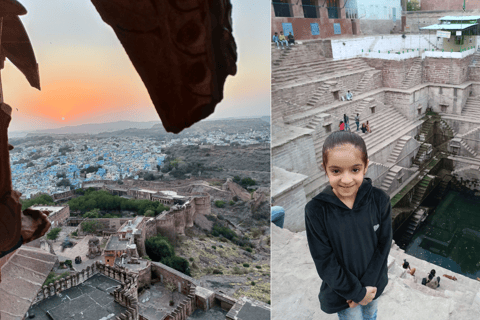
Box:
<box><xmin>25</xmin><ymin>121</ymin><xmax>159</xmax><ymax>136</ymax></box>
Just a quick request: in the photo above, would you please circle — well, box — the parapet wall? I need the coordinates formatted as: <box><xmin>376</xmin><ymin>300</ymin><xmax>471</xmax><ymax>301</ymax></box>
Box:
<box><xmin>150</xmin><ymin>261</ymin><xmax>196</xmax><ymax>295</ymax></box>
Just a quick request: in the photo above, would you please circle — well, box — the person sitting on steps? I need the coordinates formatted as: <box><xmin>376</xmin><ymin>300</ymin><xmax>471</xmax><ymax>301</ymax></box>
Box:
<box><xmin>402</xmin><ymin>259</ymin><xmax>416</xmax><ymax>276</ymax></box>
<box><xmin>288</xmin><ymin>32</ymin><xmax>295</xmax><ymax>45</ymax></box>
<box><xmin>425</xmin><ymin>269</ymin><xmax>440</xmax><ymax>289</ymax></box>
<box><xmin>339</xmin><ymin>121</ymin><xmax>345</xmax><ymax>131</ymax></box>
<box><xmin>278</xmin><ymin>31</ymin><xmax>289</xmax><ymax>49</ymax></box>
<box><xmin>346</xmin><ymin>90</ymin><xmax>353</xmax><ymax>101</ymax></box>
<box><xmin>361</xmin><ymin>123</ymin><xmax>367</xmax><ymax>134</ymax></box>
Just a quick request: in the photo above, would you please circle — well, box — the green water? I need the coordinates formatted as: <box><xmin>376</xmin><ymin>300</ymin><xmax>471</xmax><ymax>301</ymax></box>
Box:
<box><xmin>405</xmin><ymin>190</ymin><xmax>480</xmax><ymax>279</ymax></box>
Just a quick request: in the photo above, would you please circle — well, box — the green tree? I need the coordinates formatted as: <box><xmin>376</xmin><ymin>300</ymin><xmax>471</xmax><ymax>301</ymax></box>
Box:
<box><xmin>407</xmin><ymin>0</ymin><xmax>420</xmax><ymax>11</ymax></box>
<box><xmin>47</xmin><ymin>227</ymin><xmax>62</xmax><ymax>240</ymax></box>
<box><xmin>145</xmin><ymin>235</ymin><xmax>175</xmax><ymax>262</ymax></box>
<box><xmin>21</xmin><ymin>194</ymin><xmax>55</xmax><ymax>211</ymax></box>
<box><xmin>81</xmin><ymin>220</ymin><xmax>102</xmax><ymax>234</ymax></box>
<box><xmin>145</xmin><ymin>210</ymin><xmax>155</xmax><ymax>217</ymax></box>
<box><xmin>83</xmin><ymin>208</ymin><xmax>100</xmax><ymax>218</ymax></box>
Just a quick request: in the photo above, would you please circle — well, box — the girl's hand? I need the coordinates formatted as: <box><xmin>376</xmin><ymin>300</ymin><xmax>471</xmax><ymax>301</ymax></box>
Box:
<box><xmin>359</xmin><ymin>286</ymin><xmax>377</xmax><ymax>306</ymax></box>
<box><xmin>346</xmin><ymin>300</ymin><xmax>358</xmax><ymax>308</ymax></box>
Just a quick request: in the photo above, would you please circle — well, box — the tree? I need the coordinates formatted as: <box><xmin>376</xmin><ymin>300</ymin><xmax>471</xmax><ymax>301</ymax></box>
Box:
<box><xmin>56</xmin><ymin>178</ymin><xmax>71</xmax><ymax>187</ymax></box>
<box><xmin>21</xmin><ymin>194</ymin><xmax>55</xmax><ymax>211</ymax></box>
<box><xmin>145</xmin><ymin>235</ymin><xmax>174</xmax><ymax>262</ymax></box>
<box><xmin>407</xmin><ymin>0</ymin><xmax>420</xmax><ymax>11</ymax></box>
<box><xmin>145</xmin><ymin>210</ymin><xmax>155</xmax><ymax>217</ymax></box>
<box><xmin>81</xmin><ymin>220</ymin><xmax>102</xmax><ymax>234</ymax></box>
<box><xmin>165</xmin><ymin>282</ymin><xmax>177</xmax><ymax>305</ymax></box>
<box><xmin>83</xmin><ymin>208</ymin><xmax>100</xmax><ymax>218</ymax></box>
<box><xmin>47</xmin><ymin>227</ymin><xmax>62</xmax><ymax>240</ymax></box>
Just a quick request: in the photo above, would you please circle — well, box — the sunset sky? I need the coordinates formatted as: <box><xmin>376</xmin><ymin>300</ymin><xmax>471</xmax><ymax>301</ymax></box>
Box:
<box><xmin>5</xmin><ymin>0</ymin><xmax>270</xmax><ymax>133</ymax></box>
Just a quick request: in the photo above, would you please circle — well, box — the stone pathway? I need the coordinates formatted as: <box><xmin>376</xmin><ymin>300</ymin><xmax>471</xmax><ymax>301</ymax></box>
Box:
<box><xmin>272</xmin><ymin>225</ymin><xmax>480</xmax><ymax>320</ymax></box>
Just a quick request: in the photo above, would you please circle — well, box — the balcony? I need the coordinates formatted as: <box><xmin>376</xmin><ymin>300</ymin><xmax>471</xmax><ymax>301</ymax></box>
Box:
<box><xmin>327</xmin><ymin>6</ymin><xmax>339</xmax><ymax>19</ymax></box>
<box><xmin>273</xmin><ymin>2</ymin><xmax>293</xmax><ymax>18</ymax></box>
<box><xmin>302</xmin><ymin>5</ymin><xmax>321</xmax><ymax>19</ymax></box>
<box><xmin>346</xmin><ymin>7</ymin><xmax>358</xmax><ymax>19</ymax></box>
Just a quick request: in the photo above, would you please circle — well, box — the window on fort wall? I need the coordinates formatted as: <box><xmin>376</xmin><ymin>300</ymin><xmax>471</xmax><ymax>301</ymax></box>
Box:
<box><xmin>441</xmin><ymin>105</ymin><xmax>448</xmax><ymax>113</ymax></box>
<box><xmin>302</xmin><ymin>0</ymin><xmax>319</xmax><ymax>19</ymax></box>
<box><xmin>325</xmin><ymin>124</ymin><xmax>331</xmax><ymax>133</ymax></box>
<box><xmin>273</xmin><ymin>0</ymin><xmax>293</xmax><ymax>18</ymax></box>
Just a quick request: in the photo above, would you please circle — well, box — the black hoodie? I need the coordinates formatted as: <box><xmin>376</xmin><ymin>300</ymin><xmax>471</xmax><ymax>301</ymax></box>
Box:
<box><xmin>305</xmin><ymin>178</ymin><xmax>392</xmax><ymax>314</ymax></box>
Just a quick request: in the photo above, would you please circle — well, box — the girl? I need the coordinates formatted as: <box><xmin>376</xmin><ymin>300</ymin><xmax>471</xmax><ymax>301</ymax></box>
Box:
<box><xmin>339</xmin><ymin>121</ymin><xmax>345</xmax><ymax>131</ymax></box>
<box><xmin>305</xmin><ymin>131</ymin><xmax>392</xmax><ymax>320</ymax></box>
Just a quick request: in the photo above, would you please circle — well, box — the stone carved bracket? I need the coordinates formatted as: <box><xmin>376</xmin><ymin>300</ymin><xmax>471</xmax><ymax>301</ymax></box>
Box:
<box><xmin>90</xmin><ymin>0</ymin><xmax>237</xmax><ymax>133</ymax></box>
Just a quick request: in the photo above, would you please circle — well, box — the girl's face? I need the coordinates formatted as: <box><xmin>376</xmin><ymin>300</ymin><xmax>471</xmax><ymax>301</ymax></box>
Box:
<box><xmin>323</xmin><ymin>143</ymin><xmax>369</xmax><ymax>202</ymax></box>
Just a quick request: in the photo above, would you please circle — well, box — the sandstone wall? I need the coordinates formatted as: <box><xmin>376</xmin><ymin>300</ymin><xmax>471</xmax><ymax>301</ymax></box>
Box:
<box><xmin>424</xmin><ymin>56</ymin><xmax>474</xmax><ymax>85</ymax></box>
<box><xmin>150</xmin><ymin>261</ymin><xmax>195</xmax><ymax>295</ymax></box>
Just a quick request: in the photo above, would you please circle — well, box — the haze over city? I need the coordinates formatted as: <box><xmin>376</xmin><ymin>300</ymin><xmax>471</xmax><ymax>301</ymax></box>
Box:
<box><xmin>5</xmin><ymin>0</ymin><xmax>270</xmax><ymax>133</ymax></box>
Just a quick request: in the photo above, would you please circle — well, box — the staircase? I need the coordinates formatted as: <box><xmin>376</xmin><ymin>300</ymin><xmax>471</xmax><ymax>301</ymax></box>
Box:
<box><xmin>439</xmin><ymin>119</ymin><xmax>456</xmax><ymax>138</ymax></box>
<box><xmin>434</xmin><ymin>175</ymin><xmax>452</xmax><ymax>200</ymax></box>
<box><xmin>271</xmin><ymin>45</ymin><xmax>294</xmax><ymax>67</ymax></box>
<box><xmin>418</xmin><ymin>119</ymin><xmax>434</xmax><ymax>141</ymax></box>
<box><xmin>380</xmin><ymin>169</ymin><xmax>398</xmax><ymax>193</ymax></box>
<box><xmin>413</xmin><ymin>143</ymin><xmax>431</xmax><ymax>165</ymax></box>
<box><xmin>401</xmin><ymin>58</ymin><xmax>422</xmax><ymax>89</ymax></box>
<box><xmin>399</xmin><ymin>208</ymin><xmax>427</xmax><ymax>245</ymax></box>
<box><xmin>272</xmin><ymin>58</ymin><xmax>373</xmax><ymax>89</ymax></box>
<box><xmin>312</xmin><ymin>105</ymin><xmax>419</xmax><ymax>167</ymax></box>
<box><xmin>387</xmin><ymin>136</ymin><xmax>410</xmax><ymax>163</ymax></box>
<box><xmin>349</xmin><ymin>99</ymin><xmax>370</xmax><ymax>125</ymax></box>
<box><xmin>460</xmin><ymin>140</ymin><xmax>479</xmax><ymax>157</ymax></box>
<box><xmin>306</xmin><ymin>82</ymin><xmax>334</xmax><ymax>108</ymax></box>
<box><xmin>388</xmin><ymin>242</ymin><xmax>480</xmax><ymax>317</ymax></box>
<box><xmin>411</xmin><ymin>175</ymin><xmax>433</xmax><ymax>206</ymax></box>
<box><xmin>462</xmin><ymin>95</ymin><xmax>480</xmax><ymax>117</ymax></box>
<box><xmin>0</xmin><ymin>246</ymin><xmax>57</xmax><ymax>320</ymax></box>
<box><xmin>355</xmin><ymin>70</ymin><xmax>376</xmax><ymax>94</ymax></box>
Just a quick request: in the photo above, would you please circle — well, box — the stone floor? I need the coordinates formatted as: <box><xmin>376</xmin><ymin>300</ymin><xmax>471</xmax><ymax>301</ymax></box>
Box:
<box><xmin>188</xmin><ymin>305</ymin><xmax>228</xmax><ymax>320</ymax></box>
<box><xmin>272</xmin><ymin>224</ymin><xmax>480</xmax><ymax>320</ymax></box>
<box><xmin>138</xmin><ymin>282</ymin><xmax>186</xmax><ymax>320</ymax></box>
<box><xmin>28</xmin><ymin>273</ymin><xmax>125</xmax><ymax>320</ymax></box>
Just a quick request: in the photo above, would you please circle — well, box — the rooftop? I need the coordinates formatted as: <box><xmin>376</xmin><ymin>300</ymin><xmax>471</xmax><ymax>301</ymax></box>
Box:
<box><xmin>439</xmin><ymin>16</ymin><xmax>480</xmax><ymax>21</ymax></box>
<box><xmin>28</xmin><ymin>274</ymin><xmax>125</xmax><ymax>320</ymax></box>
<box><xmin>421</xmin><ymin>23</ymin><xmax>477</xmax><ymax>30</ymax></box>
<box><xmin>30</xmin><ymin>205</ymin><xmax>65</xmax><ymax>214</ymax></box>
<box><xmin>105</xmin><ymin>235</ymin><xmax>129</xmax><ymax>251</ymax></box>
<box><xmin>119</xmin><ymin>216</ymin><xmax>143</xmax><ymax>233</ymax></box>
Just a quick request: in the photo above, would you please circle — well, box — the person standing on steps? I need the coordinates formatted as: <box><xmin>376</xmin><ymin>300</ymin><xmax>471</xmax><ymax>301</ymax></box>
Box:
<box><xmin>305</xmin><ymin>131</ymin><xmax>393</xmax><ymax>320</ymax></box>
<box><xmin>344</xmin><ymin>114</ymin><xmax>351</xmax><ymax>132</ymax></box>
<box><xmin>366</xmin><ymin>120</ymin><xmax>371</xmax><ymax>133</ymax></box>
<box><xmin>355</xmin><ymin>113</ymin><xmax>360</xmax><ymax>131</ymax></box>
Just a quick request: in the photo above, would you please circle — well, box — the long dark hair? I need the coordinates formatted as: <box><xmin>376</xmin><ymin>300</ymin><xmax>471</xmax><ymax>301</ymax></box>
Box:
<box><xmin>322</xmin><ymin>131</ymin><xmax>368</xmax><ymax>170</ymax></box>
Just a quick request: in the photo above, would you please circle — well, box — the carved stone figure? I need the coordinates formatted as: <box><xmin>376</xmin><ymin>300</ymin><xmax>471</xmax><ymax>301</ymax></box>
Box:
<box><xmin>87</xmin><ymin>237</ymin><xmax>102</xmax><ymax>259</ymax></box>
<box><xmin>90</xmin><ymin>0</ymin><xmax>237</xmax><ymax>133</ymax></box>
<box><xmin>0</xmin><ymin>0</ymin><xmax>50</xmax><ymax>262</ymax></box>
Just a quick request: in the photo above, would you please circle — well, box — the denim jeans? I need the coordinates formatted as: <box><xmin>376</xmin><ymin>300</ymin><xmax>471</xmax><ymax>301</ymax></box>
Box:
<box><xmin>337</xmin><ymin>299</ymin><xmax>378</xmax><ymax>320</ymax></box>
<box><xmin>356</xmin><ymin>121</ymin><xmax>359</xmax><ymax>131</ymax></box>
<box><xmin>345</xmin><ymin>122</ymin><xmax>350</xmax><ymax>131</ymax></box>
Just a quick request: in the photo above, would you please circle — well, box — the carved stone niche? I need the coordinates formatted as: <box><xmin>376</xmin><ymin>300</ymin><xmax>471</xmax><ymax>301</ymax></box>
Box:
<box><xmin>90</xmin><ymin>0</ymin><xmax>238</xmax><ymax>133</ymax></box>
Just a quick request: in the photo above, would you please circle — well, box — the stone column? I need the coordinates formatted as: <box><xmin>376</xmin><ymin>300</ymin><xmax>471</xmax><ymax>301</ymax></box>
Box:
<box><xmin>339</xmin><ymin>0</ymin><xmax>346</xmax><ymax>19</ymax></box>
<box><xmin>66</xmin><ymin>276</ymin><xmax>71</xmax><ymax>289</ymax></box>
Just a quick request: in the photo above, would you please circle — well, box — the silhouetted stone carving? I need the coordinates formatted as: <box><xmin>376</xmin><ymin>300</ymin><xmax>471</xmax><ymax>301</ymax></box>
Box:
<box><xmin>91</xmin><ymin>0</ymin><xmax>237</xmax><ymax>133</ymax></box>
<box><xmin>0</xmin><ymin>1</ymin><xmax>47</xmax><ymax>262</ymax></box>
<box><xmin>87</xmin><ymin>237</ymin><xmax>102</xmax><ymax>259</ymax></box>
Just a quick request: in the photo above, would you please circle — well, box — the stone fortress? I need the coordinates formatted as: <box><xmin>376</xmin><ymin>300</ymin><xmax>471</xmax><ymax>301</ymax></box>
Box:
<box><xmin>271</xmin><ymin>13</ymin><xmax>480</xmax><ymax>320</ymax></box>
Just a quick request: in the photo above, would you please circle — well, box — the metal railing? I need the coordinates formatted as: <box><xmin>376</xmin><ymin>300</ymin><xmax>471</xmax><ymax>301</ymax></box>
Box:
<box><xmin>302</xmin><ymin>4</ymin><xmax>321</xmax><ymax>19</ymax></box>
<box><xmin>327</xmin><ymin>6</ymin><xmax>339</xmax><ymax>19</ymax></box>
<box><xmin>345</xmin><ymin>8</ymin><xmax>358</xmax><ymax>19</ymax></box>
<box><xmin>272</xmin><ymin>2</ymin><xmax>293</xmax><ymax>18</ymax></box>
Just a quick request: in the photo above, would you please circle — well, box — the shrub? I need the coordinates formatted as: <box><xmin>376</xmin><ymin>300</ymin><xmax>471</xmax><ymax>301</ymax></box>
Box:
<box><xmin>256</xmin><ymin>265</ymin><xmax>262</xmax><ymax>269</ymax></box>
<box><xmin>142</xmin><ymin>256</ymin><xmax>152</xmax><ymax>261</ymax></box>
<box><xmin>162</xmin><ymin>256</ymin><xmax>191</xmax><ymax>276</ymax></box>
<box><xmin>189</xmin><ymin>257</ymin><xmax>194</xmax><ymax>262</ymax></box>
<box><xmin>71</xmin><ymin>231</ymin><xmax>78</xmax><ymax>237</ymax></box>
<box><xmin>217</xmin><ymin>215</ymin><xmax>224</xmax><ymax>220</ymax></box>
<box><xmin>64</xmin><ymin>260</ymin><xmax>73</xmax><ymax>268</ymax></box>
<box><xmin>243</xmin><ymin>263</ymin><xmax>250</xmax><ymax>268</ymax></box>
<box><xmin>251</xmin><ymin>281</ymin><xmax>255</xmax><ymax>286</ymax></box>
<box><xmin>214</xmin><ymin>200</ymin><xmax>225</xmax><ymax>208</ymax></box>
<box><xmin>213</xmin><ymin>269</ymin><xmax>223</xmax><ymax>275</ymax></box>
<box><xmin>211</xmin><ymin>246</ymin><xmax>216</xmax><ymax>250</ymax></box>
<box><xmin>47</xmin><ymin>227</ymin><xmax>62</xmax><ymax>240</ymax></box>
<box><xmin>211</xmin><ymin>224</ymin><xmax>236</xmax><ymax>240</ymax></box>
<box><xmin>206</xmin><ymin>215</ymin><xmax>216</xmax><ymax>222</ymax></box>
<box><xmin>245</xmin><ymin>248</ymin><xmax>252</xmax><ymax>253</ymax></box>
<box><xmin>229</xmin><ymin>200</ymin><xmax>235</xmax><ymax>205</ymax></box>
